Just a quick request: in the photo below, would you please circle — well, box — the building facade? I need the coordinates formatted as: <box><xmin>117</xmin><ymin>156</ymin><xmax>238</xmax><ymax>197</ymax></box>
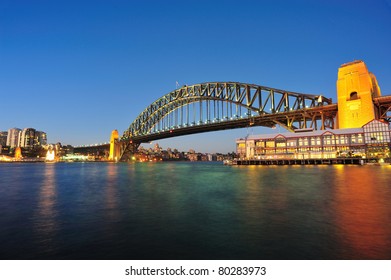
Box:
<box><xmin>237</xmin><ymin>120</ymin><xmax>391</xmax><ymax>160</ymax></box>
<box><xmin>0</xmin><ymin>131</ymin><xmax>8</xmax><ymax>154</ymax></box>
<box><xmin>0</xmin><ymin>131</ymin><xmax>8</xmax><ymax>146</ymax></box>
<box><xmin>35</xmin><ymin>131</ymin><xmax>47</xmax><ymax>146</ymax></box>
<box><xmin>6</xmin><ymin>128</ymin><xmax>21</xmax><ymax>148</ymax></box>
<box><xmin>20</xmin><ymin>128</ymin><xmax>37</xmax><ymax>148</ymax></box>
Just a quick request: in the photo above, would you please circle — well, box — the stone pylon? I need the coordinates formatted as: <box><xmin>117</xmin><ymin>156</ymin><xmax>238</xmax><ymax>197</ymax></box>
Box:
<box><xmin>109</xmin><ymin>130</ymin><xmax>120</xmax><ymax>162</ymax></box>
<box><xmin>337</xmin><ymin>60</ymin><xmax>381</xmax><ymax>129</ymax></box>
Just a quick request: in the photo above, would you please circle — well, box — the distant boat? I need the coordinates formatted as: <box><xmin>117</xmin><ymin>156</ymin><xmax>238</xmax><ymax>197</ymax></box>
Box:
<box><xmin>223</xmin><ymin>159</ymin><xmax>236</xmax><ymax>165</ymax></box>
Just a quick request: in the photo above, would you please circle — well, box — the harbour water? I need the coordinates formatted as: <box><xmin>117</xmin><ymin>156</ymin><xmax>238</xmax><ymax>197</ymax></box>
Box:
<box><xmin>0</xmin><ymin>162</ymin><xmax>391</xmax><ymax>260</ymax></box>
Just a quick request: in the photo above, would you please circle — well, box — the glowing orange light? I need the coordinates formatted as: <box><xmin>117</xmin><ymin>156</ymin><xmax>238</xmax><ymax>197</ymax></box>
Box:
<box><xmin>15</xmin><ymin>147</ymin><xmax>22</xmax><ymax>159</ymax></box>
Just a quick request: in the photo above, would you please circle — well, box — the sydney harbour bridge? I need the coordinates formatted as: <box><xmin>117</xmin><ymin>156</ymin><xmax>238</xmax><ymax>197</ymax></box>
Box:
<box><xmin>75</xmin><ymin>61</ymin><xmax>391</xmax><ymax>161</ymax></box>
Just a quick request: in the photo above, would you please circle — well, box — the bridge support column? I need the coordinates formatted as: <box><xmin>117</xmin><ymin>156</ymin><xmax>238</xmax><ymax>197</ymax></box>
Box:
<box><xmin>119</xmin><ymin>141</ymin><xmax>140</xmax><ymax>162</ymax></box>
<box><xmin>109</xmin><ymin>130</ymin><xmax>120</xmax><ymax>162</ymax></box>
<box><xmin>337</xmin><ymin>60</ymin><xmax>381</xmax><ymax>129</ymax></box>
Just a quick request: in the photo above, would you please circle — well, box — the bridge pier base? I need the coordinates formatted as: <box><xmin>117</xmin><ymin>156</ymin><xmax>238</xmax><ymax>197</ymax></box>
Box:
<box><xmin>109</xmin><ymin>130</ymin><xmax>140</xmax><ymax>162</ymax></box>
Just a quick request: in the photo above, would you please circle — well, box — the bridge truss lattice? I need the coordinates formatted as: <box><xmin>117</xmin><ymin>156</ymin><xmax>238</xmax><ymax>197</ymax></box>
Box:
<box><xmin>122</xmin><ymin>82</ymin><xmax>335</xmax><ymax>144</ymax></box>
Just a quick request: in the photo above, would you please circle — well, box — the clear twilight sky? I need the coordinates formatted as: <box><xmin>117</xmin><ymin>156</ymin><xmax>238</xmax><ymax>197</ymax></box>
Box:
<box><xmin>1</xmin><ymin>0</ymin><xmax>391</xmax><ymax>153</ymax></box>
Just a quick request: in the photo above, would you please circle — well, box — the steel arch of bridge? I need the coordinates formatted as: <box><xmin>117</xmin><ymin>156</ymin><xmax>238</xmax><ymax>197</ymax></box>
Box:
<box><xmin>122</xmin><ymin>82</ymin><xmax>334</xmax><ymax>143</ymax></box>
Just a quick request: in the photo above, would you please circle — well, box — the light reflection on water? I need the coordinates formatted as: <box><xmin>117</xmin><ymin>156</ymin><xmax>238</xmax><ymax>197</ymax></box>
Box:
<box><xmin>333</xmin><ymin>166</ymin><xmax>391</xmax><ymax>259</ymax></box>
<box><xmin>0</xmin><ymin>162</ymin><xmax>390</xmax><ymax>259</ymax></box>
<box><xmin>33</xmin><ymin>164</ymin><xmax>58</xmax><ymax>255</ymax></box>
<box><xmin>105</xmin><ymin>163</ymin><xmax>119</xmax><ymax>220</ymax></box>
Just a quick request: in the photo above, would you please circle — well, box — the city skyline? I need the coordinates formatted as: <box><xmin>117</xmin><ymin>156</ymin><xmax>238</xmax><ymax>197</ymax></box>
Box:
<box><xmin>1</xmin><ymin>127</ymin><xmax>47</xmax><ymax>148</ymax></box>
<box><xmin>1</xmin><ymin>0</ymin><xmax>391</xmax><ymax>153</ymax></box>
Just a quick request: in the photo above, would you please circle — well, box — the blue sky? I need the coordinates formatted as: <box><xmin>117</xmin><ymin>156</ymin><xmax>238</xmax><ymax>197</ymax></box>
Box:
<box><xmin>1</xmin><ymin>0</ymin><xmax>391</xmax><ymax>153</ymax></box>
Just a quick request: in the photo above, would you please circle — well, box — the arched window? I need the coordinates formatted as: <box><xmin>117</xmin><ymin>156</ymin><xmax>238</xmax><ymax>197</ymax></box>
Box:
<box><xmin>350</xmin><ymin>92</ymin><xmax>358</xmax><ymax>100</ymax></box>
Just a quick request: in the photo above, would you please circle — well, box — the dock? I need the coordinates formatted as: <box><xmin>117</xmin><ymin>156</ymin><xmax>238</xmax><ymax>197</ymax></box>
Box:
<box><xmin>232</xmin><ymin>158</ymin><xmax>368</xmax><ymax>165</ymax></box>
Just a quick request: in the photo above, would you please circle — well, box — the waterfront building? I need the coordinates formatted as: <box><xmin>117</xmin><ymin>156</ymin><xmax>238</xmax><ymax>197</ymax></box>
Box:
<box><xmin>55</xmin><ymin>142</ymin><xmax>64</xmax><ymax>157</ymax></box>
<box><xmin>0</xmin><ymin>131</ymin><xmax>7</xmax><ymax>146</ymax></box>
<box><xmin>0</xmin><ymin>145</ymin><xmax>10</xmax><ymax>155</ymax></box>
<box><xmin>187</xmin><ymin>152</ymin><xmax>200</xmax><ymax>161</ymax></box>
<box><xmin>207</xmin><ymin>153</ymin><xmax>218</xmax><ymax>161</ymax></box>
<box><xmin>6</xmin><ymin>128</ymin><xmax>21</xmax><ymax>148</ymax></box>
<box><xmin>18</xmin><ymin>128</ymin><xmax>47</xmax><ymax>148</ymax></box>
<box><xmin>35</xmin><ymin>131</ymin><xmax>47</xmax><ymax>146</ymax></box>
<box><xmin>237</xmin><ymin>120</ymin><xmax>390</xmax><ymax>160</ymax></box>
<box><xmin>5</xmin><ymin>128</ymin><xmax>47</xmax><ymax>149</ymax></box>
<box><xmin>154</xmin><ymin>143</ymin><xmax>162</xmax><ymax>153</ymax></box>
<box><xmin>20</xmin><ymin>128</ymin><xmax>36</xmax><ymax>148</ymax></box>
<box><xmin>62</xmin><ymin>145</ymin><xmax>74</xmax><ymax>155</ymax></box>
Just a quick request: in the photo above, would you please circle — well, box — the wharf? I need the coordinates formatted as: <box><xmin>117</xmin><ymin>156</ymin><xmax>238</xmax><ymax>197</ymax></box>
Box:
<box><xmin>233</xmin><ymin>158</ymin><xmax>367</xmax><ymax>165</ymax></box>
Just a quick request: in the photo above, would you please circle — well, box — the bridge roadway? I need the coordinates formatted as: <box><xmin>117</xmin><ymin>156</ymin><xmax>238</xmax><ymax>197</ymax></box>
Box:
<box><xmin>74</xmin><ymin>144</ymin><xmax>109</xmax><ymax>156</ymax></box>
<box><xmin>130</xmin><ymin>104</ymin><xmax>338</xmax><ymax>143</ymax></box>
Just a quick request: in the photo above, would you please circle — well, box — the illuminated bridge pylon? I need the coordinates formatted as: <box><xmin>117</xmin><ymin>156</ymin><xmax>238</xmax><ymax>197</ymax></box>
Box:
<box><xmin>119</xmin><ymin>82</ymin><xmax>336</xmax><ymax>160</ymax></box>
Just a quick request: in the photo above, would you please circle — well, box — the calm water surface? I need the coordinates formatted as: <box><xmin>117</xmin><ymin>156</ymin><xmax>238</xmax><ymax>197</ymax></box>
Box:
<box><xmin>0</xmin><ymin>162</ymin><xmax>390</xmax><ymax>260</ymax></box>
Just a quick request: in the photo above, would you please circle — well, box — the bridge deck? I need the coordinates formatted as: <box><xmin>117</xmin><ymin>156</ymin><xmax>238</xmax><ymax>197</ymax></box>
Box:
<box><xmin>127</xmin><ymin>104</ymin><xmax>338</xmax><ymax>143</ymax></box>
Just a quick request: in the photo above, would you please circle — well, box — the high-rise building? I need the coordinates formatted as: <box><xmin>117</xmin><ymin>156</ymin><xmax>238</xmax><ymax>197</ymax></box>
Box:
<box><xmin>6</xmin><ymin>128</ymin><xmax>21</xmax><ymax>148</ymax></box>
<box><xmin>35</xmin><ymin>131</ymin><xmax>47</xmax><ymax>146</ymax></box>
<box><xmin>20</xmin><ymin>128</ymin><xmax>36</xmax><ymax>148</ymax></box>
<box><xmin>0</xmin><ymin>131</ymin><xmax>8</xmax><ymax>154</ymax></box>
<box><xmin>0</xmin><ymin>131</ymin><xmax>8</xmax><ymax>146</ymax></box>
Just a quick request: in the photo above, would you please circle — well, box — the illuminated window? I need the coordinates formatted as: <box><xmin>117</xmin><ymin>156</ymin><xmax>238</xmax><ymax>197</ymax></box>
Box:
<box><xmin>288</xmin><ymin>140</ymin><xmax>297</xmax><ymax>147</ymax></box>
<box><xmin>299</xmin><ymin>137</ymin><xmax>309</xmax><ymax>146</ymax></box>
<box><xmin>275</xmin><ymin>136</ymin><xmax>286</xmax><ymax>148</ymax></box>
<box><xmin>256</xmin><ymin>141</ymin><xmax>264</xmax><ymax>147</ymax></box>
<box><xmin>266</xmin><ymin>141</ymin><xmax>275</xmax><ymax>148</ymax></box>
<box><xmin>323</xmin><ymin>135</ymin><xmax>335</xmax><ymax>145</ymax></box>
